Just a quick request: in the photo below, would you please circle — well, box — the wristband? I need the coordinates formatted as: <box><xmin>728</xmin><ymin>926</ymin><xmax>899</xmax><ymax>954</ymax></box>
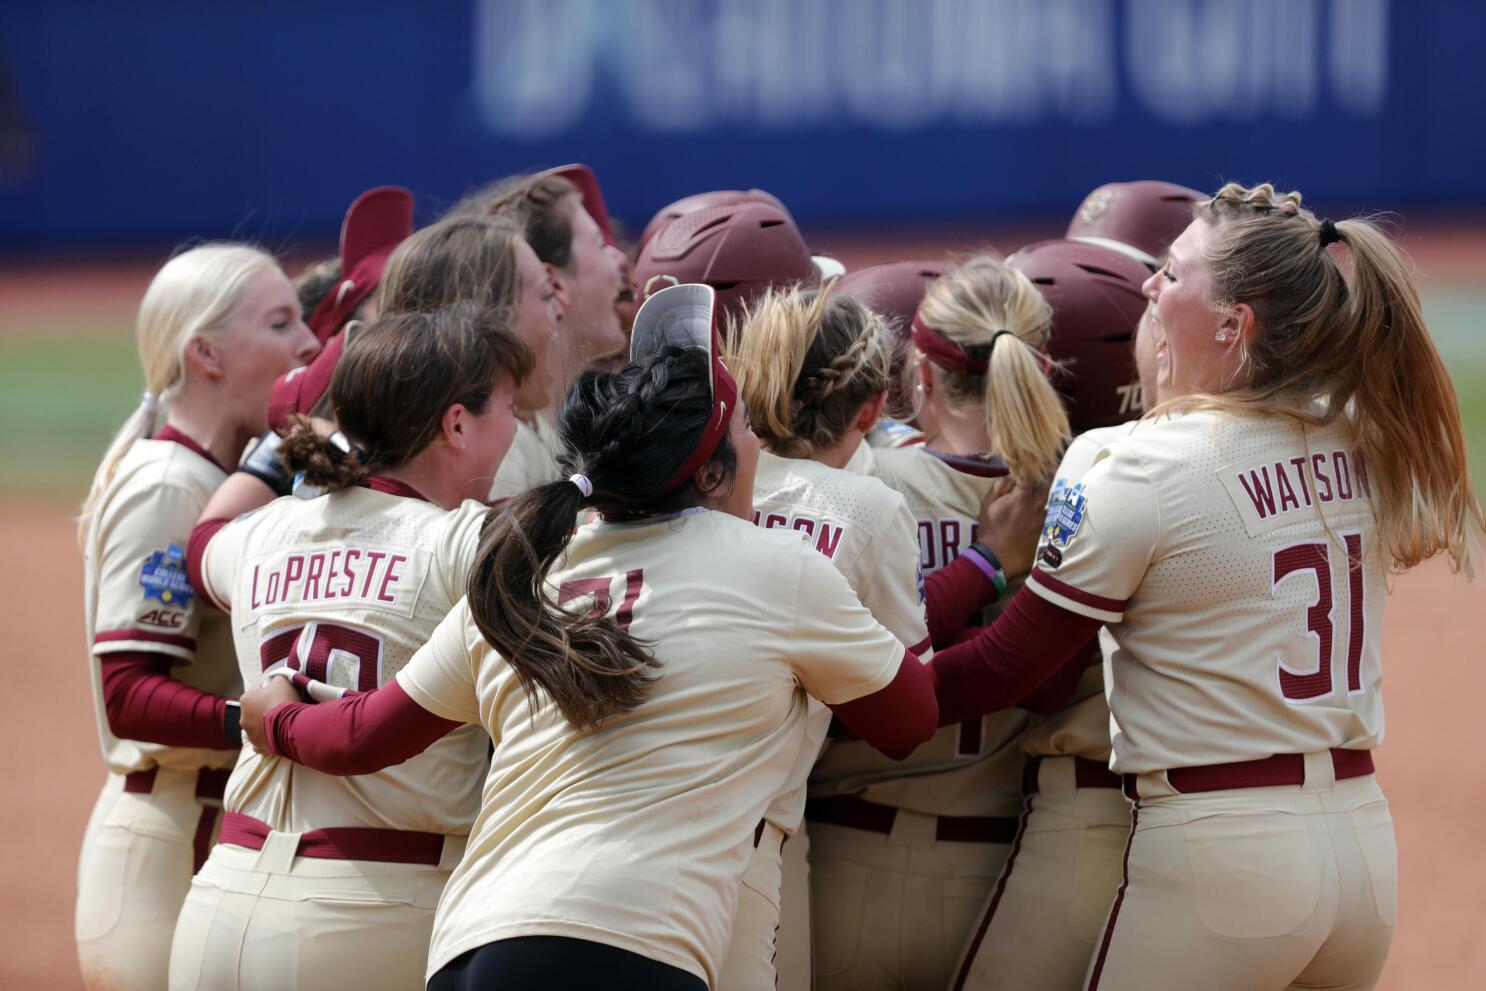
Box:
<box><xmin>238</xmin><ymin>430</ymin><xmax>293</xmax><ymax>497</ymax></box>
<box><xmin>967</xmin><ymin>541</ymin><xmax>1009</xmax><ymax>598</ymax></box>
<box><xmin>223</xmin><ymin>699</ymin><xmax>242</xmax><ymax>746</ymax></box>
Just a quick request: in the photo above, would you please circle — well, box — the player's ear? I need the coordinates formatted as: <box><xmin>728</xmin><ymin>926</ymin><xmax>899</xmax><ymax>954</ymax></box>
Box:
<box><xmin>916</xmin><ymin>351</ymin><xmax>935</xmax><ymax>392</ymax></box>
<box><xmin>546</xmin><ymin>262</ymin><xmax>571</xmax><ymax>319</ymax></box>
<box><xmin>441</xmin><ymin>403</ymin><xmax>469</xmax><ymax>450</ymax></box>
<box><xmin>1225</xmin><ymin>301</ymin><xmax>1255</xmax><ymax>345</ymax></box>
<box><xmin>184</xmin><ymin>334</ymin><xmax>225</xmax><ymax>380</ymax></box>
<box><xmin>853</xmin><ymin>392</ymin><xmax>887</xmax><ymax>434</ymax></box>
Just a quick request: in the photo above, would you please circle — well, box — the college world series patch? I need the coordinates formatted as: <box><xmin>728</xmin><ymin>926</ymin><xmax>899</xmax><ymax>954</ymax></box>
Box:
<box><xmin>140</xmin><ymin>544</ymin><xmax>195</xmax><ymax>606</ymax></box>
<box><xmin>1043</xmin><ymin>481</ymin><xmax>1087</xmax><ymax>550</ymax></box>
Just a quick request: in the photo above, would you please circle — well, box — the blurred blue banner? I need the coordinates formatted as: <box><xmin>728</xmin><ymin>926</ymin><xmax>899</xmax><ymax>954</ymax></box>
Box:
<box><xmin>1</xmin><ymin>0</ymin><xmax>1481</xmax><ymax>249</ymax></box>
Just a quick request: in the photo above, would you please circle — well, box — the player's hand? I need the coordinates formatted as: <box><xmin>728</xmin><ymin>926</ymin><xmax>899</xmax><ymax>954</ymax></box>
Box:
<box><xmin>239</xmin><ymin>676</ymin><xmax>303</xmax><ymax>754</ymax></box>
<box><xmin>975</xmin><ymin>473</ymin><xmax>1053</xmax><ymax>577</ymax></box>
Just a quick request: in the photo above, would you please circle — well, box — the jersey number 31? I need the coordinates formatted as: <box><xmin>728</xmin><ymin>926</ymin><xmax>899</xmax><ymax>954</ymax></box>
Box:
<box><xmin>1272</xmin><ymin>533</ymin><xmax>1366</xmax><ymax>703</ymax></box>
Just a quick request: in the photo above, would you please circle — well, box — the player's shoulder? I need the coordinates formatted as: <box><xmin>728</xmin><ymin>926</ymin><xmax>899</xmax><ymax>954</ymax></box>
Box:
<box><xmin>767</xmin><ymin>453</ymin><xmax>910</xmax><ymax>528</ymax></box>
<box><xmin>115</xmin><ymin>438</ymin><xmax>225</xmax><ymax>500</ymax></box>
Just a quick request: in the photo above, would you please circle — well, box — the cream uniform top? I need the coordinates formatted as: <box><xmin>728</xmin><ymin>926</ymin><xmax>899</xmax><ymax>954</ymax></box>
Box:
<box><xmin>1027</xmin><ymin>409</ymin><xmax>1387</xmax><ymax>774</ymax></box>
<box><xmin>1018</xmin><ymin>422</ymin><xmax>1137</xmax><ymax>762</ymax></box>
<box><xmin>814</xmin><ymin>445</ymin><xmax>1028</xmax><ymax>818</ymax></box>
<box><xmin>198</xmin><ymin>485</ymin><xmax>490</xmax><ymax>833</ymax></box>
<box><xmin>753</xmin><ymin>451</ymin><xmax>932</xmax><ymax>834</ymax></box>
<box><xmin>84</xmin><ymin>435</ymin><xmax>241</xmax><ymax>775</ymax></box>
<box><xmin>396</xmin><ymin>510</ymin><xmax>908</xmax><ymax>986</ymax></box>
<box><xmin>488</xmin><ymin>414</ymin><xmax>563</xmax><ymax>501</ymax></box>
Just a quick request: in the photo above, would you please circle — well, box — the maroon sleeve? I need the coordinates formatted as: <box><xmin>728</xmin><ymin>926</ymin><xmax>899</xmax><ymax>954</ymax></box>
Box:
<box><xmin>1017</xmin><ymin>636</ymin><xmax>1099</xmax><ymax>715</ymax></box>
<box><xmin>99</xmin><ymin>652</ymin><xmax>234</xmax><ymax>749</ymax></box>
<box><xmin>927</xmin><ymin>589</ymin><xmax>1102</xmax><ymax>726</ymax></box>
<box><xmin>264</xmin><ymin>680</ymin><xmax>462</xmax><ymax>776</ymax></box>
<box><xmin>825</xmin><ymin>647</ymin><xmax>938</xmax><ymax>756</ymax></box>
<box><xmin>923</xmin><ymin>553</ymin><xmax>999</xmax><ymax>648</ymax></box>
<box><xmin>187</xmin><ymin>517</ymin><xmax>231</xmax><ymax>610</ymax></box>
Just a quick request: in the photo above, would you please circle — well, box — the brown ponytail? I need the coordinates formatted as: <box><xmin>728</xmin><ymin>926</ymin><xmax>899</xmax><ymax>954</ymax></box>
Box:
<box><xmin>467</xmin><ymin>347</ymin><xmax>735</xmax><ymax>730</ymax></box>
<box><xmin>279</xmin><ymin>304</ymin><xmax>532</xmax><ymax>492</ymax></box>
<box><xmin>1182</xmin><ymin>182</ymin><xmax>1483</xmax><ymax>576</ymax></box>
<box><xmin>916</xmin><ymin>255</ymin><xmax>1071</xmax><ymax>483</ymax></box>
<box><xmin>733</xmin><ymin>283</ymin><xmax>892</xmax><ymax>459</ymax></box>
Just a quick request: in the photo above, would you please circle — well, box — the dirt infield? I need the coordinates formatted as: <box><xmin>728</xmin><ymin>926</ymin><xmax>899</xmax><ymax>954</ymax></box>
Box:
<box><xmin>0</xmin><ymin>502</ymin><xmax>1481</xmax><ymax>989</ymax></box>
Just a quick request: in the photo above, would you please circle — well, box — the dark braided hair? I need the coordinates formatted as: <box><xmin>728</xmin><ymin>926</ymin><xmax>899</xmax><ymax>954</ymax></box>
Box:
<box><xmin>467</xmin><ymin>346</ymin><xmax>738</xmax><ymax>730</ymax></box>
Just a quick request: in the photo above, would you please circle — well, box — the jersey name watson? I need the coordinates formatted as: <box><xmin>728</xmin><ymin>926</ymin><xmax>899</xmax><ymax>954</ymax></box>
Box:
<box><xmin>1223</xmin><ymin>447</ymin><xmax>1373</xmax><ymax>536</ymax></box>
<box><xmin>754</xmin><ymin>510</ymin><xmax>845</xmax><ymax>558</ymax></box>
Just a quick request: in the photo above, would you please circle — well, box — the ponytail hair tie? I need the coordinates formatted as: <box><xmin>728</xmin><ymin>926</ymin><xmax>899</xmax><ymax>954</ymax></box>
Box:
<box><xmin>139</xmin><ymin>391</ymin><xmax>160</xmax><ymax>415</ymax></box>
<box><xmin>1318</xmin><ymin>219</ymin><xmax>1340</xmax><ymax>247</ymax></box>
<box><xmin>569</xmin><ymin>473</ymin><xmax>594</xmax><ymax>498</ymax></box>
<box><xmin>989</xmin><ymin>330</ymin><xmax>1015</xmax><ymax>352</ymax></box>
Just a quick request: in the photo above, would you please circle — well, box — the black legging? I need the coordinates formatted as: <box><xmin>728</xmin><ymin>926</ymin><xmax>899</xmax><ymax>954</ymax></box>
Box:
<box><xmin>427</xmin><ymin>936</ymin><xmax>707</xmax><ymax>991</ymax></box>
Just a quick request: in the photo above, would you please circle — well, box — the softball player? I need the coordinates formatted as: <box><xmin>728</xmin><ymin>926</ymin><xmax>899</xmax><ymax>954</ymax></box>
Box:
<box><xmin>76</xmin><ymin>244</ymin><xmax>319</xmax><ymax>990</ymax></box>
<box><xmin>805</xmin><ymin>255</ymin><xmax>1071</xmax><ymax>991</ymax></box>
<box><xmin>728</xmin><ymin>285</ymin><xmax>1023</xmax><ymax>990</ymax></box>
<box><xmin>168</xmin><ymin>305</ymin><xmax>531</xmax><ymax>991</ymax></box>
<box><xmin>928</xmin><ymin>183</ymin><xmax>1483</xmax><ymax>990</ymax></box>
<box><xmin>371</xmin><ymin>213</ymin><xmax>567</xmax><ymax>502</ymax></box>
<box><xmin>950</xmin><ymin>239</ymin><xmax>1152</xmax><ymax>991</ymax></box>
<box><xmin>236</xmin><ymin>284</ymin><xmax>942</xmax><ymax>990</ymax></box>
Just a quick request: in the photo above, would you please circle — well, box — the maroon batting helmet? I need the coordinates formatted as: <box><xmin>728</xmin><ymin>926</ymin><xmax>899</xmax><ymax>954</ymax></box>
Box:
<box><xmin>1065</xmin><ymin>180</ymin><xmax>1205</xmax><ymax>270</ymax></box>
<box><xmin>637</xmin><ymin>188</ymin><xmax>789</xmax><ymax>252</ymax></box>
<box><xmin>1009</xmin><ymin>238</ymin><xmax>1151</xmax><ymax>432</ymax></box>
<box><xmin>631</xmin><ymin>199</ymin><xmax>820</xmax><ymax>330</ymax></box>
<box><xmin>542</xmin><ymin>163</ymin><xmax>617</xmax><ymax>247</ymax></box>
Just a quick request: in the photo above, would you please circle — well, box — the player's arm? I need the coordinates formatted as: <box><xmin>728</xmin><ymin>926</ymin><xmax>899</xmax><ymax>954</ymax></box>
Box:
<box><xmin>92</xmin><ymin>483</ymin><xmax>240</xmax><ymax>749</ymax></box>
<box><xmin>923</xmin><ymin>474</ymin><xmax>1051</xmax><ymax>646</ymax></box>
<box><xmin>789</xmin><ymin>549</ymin><xmax>938</xmax><ymax>754</ymax></box>
<box><xmin>241</xmin><ymin>600</ymin><xmax>483</xmax><ymax>774</ymax></box>
<box><xmin>926</xmin><ymin>446</ymin><xmax>1157</xmax><ymax>724</ymax></box>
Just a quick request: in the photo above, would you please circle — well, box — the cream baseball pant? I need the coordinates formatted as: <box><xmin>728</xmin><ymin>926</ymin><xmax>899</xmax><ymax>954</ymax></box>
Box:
<box><xmin>806</xmin><ymin>805</ymin><xmax>1015</xmax><ymax>991</ymax></box>
<box><xmin>950</xmin><ymin>756</ymin><xmax>1132</xmax><ymax>991</ymax></box>
<box><xmin>76</xmin><ymin>767</ymin><xmax>228</xmax><ymax>991</ymax></box>
<box><xmin>168</xmin><ymin>827</ymin><xmax>465</xmax><ymax>991</ymax></box>
<box><xmin>1086</xmin><ymin>754</ymin><xmax>1395</xmax><ymax>991</ymax></box>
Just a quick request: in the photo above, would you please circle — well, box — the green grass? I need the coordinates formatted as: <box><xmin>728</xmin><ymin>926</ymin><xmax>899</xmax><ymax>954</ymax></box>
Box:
<box><xmin>1</xmin><ymin>296</ymin><xmax>1483</xmax><ymax>499</ymax></box>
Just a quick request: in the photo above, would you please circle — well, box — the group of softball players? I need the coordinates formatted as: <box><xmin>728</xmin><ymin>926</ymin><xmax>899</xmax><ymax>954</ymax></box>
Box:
<box><xmin>75</xmin><ymin>168</ymin><xmax>1483</xmax><ymax>991</ymax></box>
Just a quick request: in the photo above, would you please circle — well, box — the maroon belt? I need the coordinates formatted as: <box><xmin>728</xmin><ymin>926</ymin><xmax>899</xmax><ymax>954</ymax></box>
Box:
<box><xmin>1124</xmin><ymin>749</ymin><xmax>1375</xmax><ymax>799</ymax></box>
<box><xmin>123</xmin><ymin>766</ymin><xmax>232</xmax><ymax>800</ymax></box>
<box><xmin>1022</xmin><ymin>755</ymin><xmax>1123</xmax><ymax>794</ymax></box>
<box><xmin>805</xmin><ymin>795</ymin><xmax>1019</xmax><ymax>845</ymax></box>
<box><xmin>219</xmin><ymin>811</ymin><xmax>446</xmax><ymax>866</ymax></box>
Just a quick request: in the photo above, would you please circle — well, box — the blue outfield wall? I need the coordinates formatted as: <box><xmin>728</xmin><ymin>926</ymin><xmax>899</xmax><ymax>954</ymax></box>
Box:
<box><xmin>0</xmin><ymin>0</ymin><xmax>1483</xmax><ymax>249</ymax></box>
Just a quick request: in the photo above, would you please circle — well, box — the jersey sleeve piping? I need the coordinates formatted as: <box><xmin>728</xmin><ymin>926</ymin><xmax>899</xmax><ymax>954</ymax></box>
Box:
<box><xmin>93</xmin><ymin>628</ymin><xmax>196</xmax><ymax>660</ymax></box>
<box><xmin>1027</xmin><ymin>567</ymin><xmax>1127</xmax><ymax>624</ymax></box>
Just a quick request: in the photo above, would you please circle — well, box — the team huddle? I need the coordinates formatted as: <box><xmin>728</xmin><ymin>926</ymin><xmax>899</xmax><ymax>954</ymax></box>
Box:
<box><xmin>74</xmin><ymin>169</ymin><xmax>1483</xmax><ymax>991</ymax></box>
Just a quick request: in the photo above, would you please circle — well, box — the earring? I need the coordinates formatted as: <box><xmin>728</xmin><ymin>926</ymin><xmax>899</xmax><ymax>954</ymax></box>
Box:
<box><xmin>1215</xmin><ymin>331</ymin><xmax>1230</xmax><ymax>343</ymax></box>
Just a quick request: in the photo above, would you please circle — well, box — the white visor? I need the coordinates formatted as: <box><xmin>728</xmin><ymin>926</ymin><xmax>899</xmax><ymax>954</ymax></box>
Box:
<box><xmin>630</xmin><ymin>283</ymin><xmax>719</xmax><ymax>362</ymax></box>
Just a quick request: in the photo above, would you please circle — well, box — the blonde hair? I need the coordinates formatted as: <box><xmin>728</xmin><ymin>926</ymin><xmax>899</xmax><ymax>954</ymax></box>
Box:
<box><xmin>916</xmin><ymin>254</ymin><xmax>1070</xmax><ymax>483</ymax></box>
<box><xmin>1163</xmin><ymin>181</ymin><xmax>1483</xmax><ymax>577</ymax></box>
<box><xmin>732</xmin><ymin>283</ymin><xmax>893</xmax><ymax>459</ymax></box>
<box><xmin>77</xmin><ymin>243</ymin><xmax>279</xmax><ymax>546</ymax></box>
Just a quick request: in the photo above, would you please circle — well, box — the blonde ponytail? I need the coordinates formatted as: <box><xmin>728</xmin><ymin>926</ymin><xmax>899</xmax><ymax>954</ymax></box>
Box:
<box><xmin>916</xmin><ymin>255</ymin><xmax>1070</xmax><ymax>483</ymax></box>
<box><xmin>1180</xmin><ymin>182</ymin><xmax>1484</xmax><ymax>577</ymax></box>
<box><xmin>77</xmin><ymin>243</ymin><xmax>280</xmax><ymax>547</ymax></box>
<box><xmin>733</xmin><ymin>282</ymin><xmax>893</xmax><ymax>460</ymax></box>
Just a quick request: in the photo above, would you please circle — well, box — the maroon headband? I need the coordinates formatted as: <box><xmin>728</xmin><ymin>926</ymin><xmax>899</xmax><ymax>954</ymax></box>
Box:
<box><xmin>912</xmin><ymin>313</ymin><xmax>992</xmax><ymax>375</ymax></box>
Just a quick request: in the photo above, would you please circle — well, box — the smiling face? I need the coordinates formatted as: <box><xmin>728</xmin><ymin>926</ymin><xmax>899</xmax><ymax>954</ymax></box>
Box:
<box><xmin>1141</xmin><ymin>219</ymin><xmax>1251</xmax><ymax>399</ymax></box>
<box><xmin>213</xmin><ymin>266</ymin><xmax>320</xmax><ymax>434</ymax></box>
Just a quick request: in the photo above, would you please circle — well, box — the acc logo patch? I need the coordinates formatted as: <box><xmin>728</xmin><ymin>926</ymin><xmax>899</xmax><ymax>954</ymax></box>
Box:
<box><xmin>140</xmin><ymin>544</ymin><xmax>195</xmax><ymax>606</ymax></box>
<box><xmin>1042</xmin><ymin>482</ymin><xmax>1087</xmax><ymax>550</ymax></box>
